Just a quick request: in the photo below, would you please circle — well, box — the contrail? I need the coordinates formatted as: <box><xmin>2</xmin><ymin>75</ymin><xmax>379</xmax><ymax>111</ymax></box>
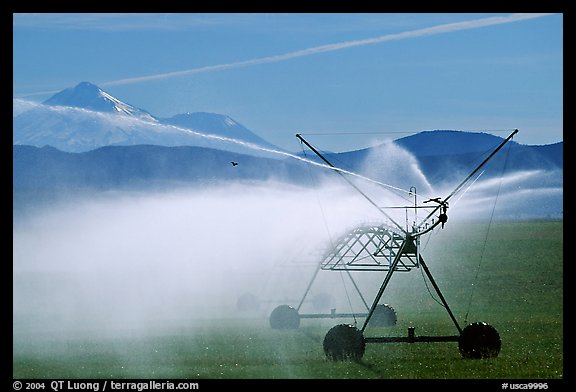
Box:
<box><xmin>101</xmin><ymin>13</ymin><xmax>555</xmax><ymax>86</ymax></box>
<box><xmin>17</xmin><ymin>13</ymin><xmax>554</xmax><ymax>96</ymax></box>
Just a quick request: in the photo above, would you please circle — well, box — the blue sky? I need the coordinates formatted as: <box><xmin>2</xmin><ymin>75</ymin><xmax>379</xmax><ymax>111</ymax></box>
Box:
<box><xmin>13</xmin><ymin>13</ymin><xmax>563</xmax><ymax>152</ymax></box>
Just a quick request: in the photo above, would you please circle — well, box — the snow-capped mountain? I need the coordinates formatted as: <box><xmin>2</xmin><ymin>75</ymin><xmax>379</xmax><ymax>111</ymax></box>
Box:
<box><xmin>161</xmin><ymin>112</ymin><xmax>279</xmax><ymax>151</ymax></box>
<box><xmin>43</xmin><ymin>81</ymin><xmax>158</xmax><ymax>122</ymax></box>
<box><xmin>13</xmin><ymin>82</ymin><xmax>282</xmax><ymax>155</ymax></box>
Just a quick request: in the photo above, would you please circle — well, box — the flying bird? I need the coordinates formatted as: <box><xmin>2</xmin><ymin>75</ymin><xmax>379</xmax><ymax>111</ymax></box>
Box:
<box><xmin>231</xmin><ymin>161</ymin><xmax>239</xmax><ymax>166</ymax></box>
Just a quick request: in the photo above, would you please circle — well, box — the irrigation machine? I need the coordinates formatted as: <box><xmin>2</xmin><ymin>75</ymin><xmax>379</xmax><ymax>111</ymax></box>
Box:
<box><xmin>268</xmin><ymin>129</ymin><xmax>519</xmax><ymax>361</ymax></box>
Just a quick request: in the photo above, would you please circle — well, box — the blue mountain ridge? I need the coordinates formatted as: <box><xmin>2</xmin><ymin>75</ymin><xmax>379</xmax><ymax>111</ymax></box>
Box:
<box><xmin>13</xmin><ymin>131</ymin><xmax>562</xmax><ymax>210</ymax></box>
<box><xmin>321</xmin><ymin>130</ymin><xmax>562</xmax><ymax>186</ymax></box>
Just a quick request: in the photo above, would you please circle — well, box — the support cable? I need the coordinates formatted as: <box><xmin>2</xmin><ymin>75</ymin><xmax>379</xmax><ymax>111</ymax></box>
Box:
<box><xmin>464</xmin><ymin>138</ymin><xmax>513</xmax><ymax>324</ymax></box>
<box><xmin>299</xmin><ymin>139</ymin><xmax>335</xmax><ymax>247</ymax></box>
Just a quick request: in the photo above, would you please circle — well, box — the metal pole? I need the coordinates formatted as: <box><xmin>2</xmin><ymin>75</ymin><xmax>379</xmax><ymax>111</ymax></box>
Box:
<box><xmin>360</xmin><ymin>239</ymin><xmax>407</xmax><ymax>332</ymax></box>
<box><xmin>345</xmin><ymin>268</ymin><xmax>370</xmax><ymax>311</ymax></box>
<box><xmin>297</xmin><ymin>261</ymin><xmax>323</xmax><ymax>311</ymax></box>
<box><xmin>410</xmin><ymin>186</ymin><xmax>417</xmax><ymax>229</ymax></box>
<box><xmin>419</xmin><ymin>255</ymin><xmax>462</xmax><ymax>334</ymax></box>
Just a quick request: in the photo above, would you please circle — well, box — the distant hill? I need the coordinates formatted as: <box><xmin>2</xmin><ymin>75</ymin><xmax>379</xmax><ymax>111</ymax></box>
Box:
<box><xmin>13</xmin><ymin>144</ymin><xmax>309</xmax><ymax>205</ymax></box>
<box><xmin>13</xmin><ymin>129</ymin><xmax>563</xmax><ymax>220</ymax></box>
<box><xmin>322</xmin><ymin>130</ymin><xmax>562</xmax><ymax>187</ymax></box>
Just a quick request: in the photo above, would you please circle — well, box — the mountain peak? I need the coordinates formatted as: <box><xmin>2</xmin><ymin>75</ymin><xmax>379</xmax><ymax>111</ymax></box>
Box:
<box><xmin>43</xmin><ymin>81</ymin><xmax>157</xmax><ymax>122</ymax></box>
<box><xmin>394</xmin><ymin>130</ymin><xmax>518</xmax><ymax>157</ymax></box>
<box><xmin>77</xmin><ymin>81</ymin><xmax>100</xmax><ymax>89</ymax></box>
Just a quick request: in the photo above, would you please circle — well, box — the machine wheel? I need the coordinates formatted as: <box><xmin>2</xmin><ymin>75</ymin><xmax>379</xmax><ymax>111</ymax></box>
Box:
<box><xmin>269</xmin><ymin>305</ymin><xmax>300</xmax><ymax>329</ymax></box>
<box><xmin>459</xmin><ymin>322</ymin><xmax>501</xmax><ymax>359</ymax></box>
<box><xmin>368</xmin><ymin>304</ymin><xmax>397</xmax><ymax>327</ymax></box>
<box><xmin>323</xmin><ymin>324</ymin><xmax>365</xmax><ymax>361</ymax></box>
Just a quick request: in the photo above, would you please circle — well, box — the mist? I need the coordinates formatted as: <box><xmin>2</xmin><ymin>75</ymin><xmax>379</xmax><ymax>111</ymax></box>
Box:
<box><xmin>13</xmin><ymin>181</ymin><xmax>385</xmax><ymax>340</ymax></box>
<box><xmin>13</xmin><ymin>127</ymin><xmax>562</xmax><ymax>366</ymax></box>
<box><xmin>14</xmin><ymin>168</ymin><xmax>561</xmax><ymax>340</ymax></box>
<box><xmin>360</xmin><ymin>139</ymin><xmax>434</xmax><ymax>195</ymax></box>
<box><xmin>439</xmin><ymin>168</ymin><xmax>563</xmax><ymax>221</ymax></box>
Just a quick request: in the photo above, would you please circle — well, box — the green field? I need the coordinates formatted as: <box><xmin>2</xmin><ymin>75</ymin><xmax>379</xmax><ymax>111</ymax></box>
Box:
<box><xmin>13</xmin><ymin>220</ymin><xmax>563</xmax><ymax>379</ymax></box>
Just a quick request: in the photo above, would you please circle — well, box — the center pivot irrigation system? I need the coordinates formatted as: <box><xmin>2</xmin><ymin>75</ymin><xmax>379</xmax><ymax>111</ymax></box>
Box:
<box><xmin>268</xmin><ymin>129</ymin><xmax>519</xmax><ymax>361</ymax></box>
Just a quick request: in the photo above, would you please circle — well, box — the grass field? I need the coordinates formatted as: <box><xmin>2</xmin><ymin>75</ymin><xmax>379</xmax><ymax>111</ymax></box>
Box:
<box><xmin>13</xmin><ymin>220</ymin><xmax>563</xmax><ymax>379</ymax></box>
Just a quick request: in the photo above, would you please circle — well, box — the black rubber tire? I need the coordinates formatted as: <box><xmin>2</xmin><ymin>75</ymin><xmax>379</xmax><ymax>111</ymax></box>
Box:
<box><xmin>368</xmin><ymin>304</ymin><xmax>397</xmax><ymax>327</ymax></box>
<box><xmin>269</xmin><ymin>305</ymin><xmax>300</xmax><ymax>329</ymax></box>
<box><xmin>459</xmin><ymin>322</ymin><xmax>502</xmax><ymax>359</ymax></box>
<box><xmin>323</xmin><ymin>324</ymin><xmax>366</xmax><ymax>361</ymax></box>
